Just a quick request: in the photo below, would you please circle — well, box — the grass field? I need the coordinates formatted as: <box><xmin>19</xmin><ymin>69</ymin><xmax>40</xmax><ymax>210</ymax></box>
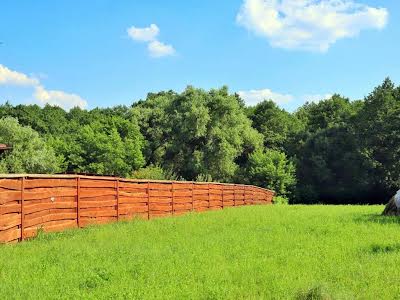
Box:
<box><xmin>1</xmin><ymin>205</ymin><xmax>400</xmax><ymax>299</ymax></box>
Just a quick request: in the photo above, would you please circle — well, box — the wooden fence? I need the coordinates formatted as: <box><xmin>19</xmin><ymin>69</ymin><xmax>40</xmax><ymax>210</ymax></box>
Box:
<box><xmin>0</xmin><ymin>175</ymin><xmax>275</xmax><ymax>244</ymax></box>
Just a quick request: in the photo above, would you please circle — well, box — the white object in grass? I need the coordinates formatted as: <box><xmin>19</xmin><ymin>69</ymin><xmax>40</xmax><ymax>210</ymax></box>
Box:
<box><xmin>394</xmin><ymin>190</ymin><xmax>400</xmax><ymax>208</ymax></box>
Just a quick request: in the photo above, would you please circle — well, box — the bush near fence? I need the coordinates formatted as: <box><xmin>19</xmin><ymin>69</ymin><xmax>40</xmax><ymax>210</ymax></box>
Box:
<box><xmin>0</xmin><ymin>175</ymin><xmax>275</xmax><ymax>244</ymax></box>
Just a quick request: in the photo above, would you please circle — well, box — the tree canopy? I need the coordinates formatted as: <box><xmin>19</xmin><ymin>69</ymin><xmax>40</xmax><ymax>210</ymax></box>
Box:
<box><xmin>1</xmin><ymin>78</ymin><xmax>400</xmax><ymax>204</ymax></box>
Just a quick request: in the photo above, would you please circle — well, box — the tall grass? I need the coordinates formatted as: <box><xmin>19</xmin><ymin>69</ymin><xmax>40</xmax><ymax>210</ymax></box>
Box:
<box><xmin>1</xmin><ymin>205</ymin><xmax>400</xmax><ymax>299</ymax></box>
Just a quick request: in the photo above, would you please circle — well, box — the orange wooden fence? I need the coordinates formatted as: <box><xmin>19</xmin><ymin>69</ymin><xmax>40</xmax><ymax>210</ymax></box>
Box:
<box><xmin>0</xmin><ymin>175</ymin><xmax>275</xmax><ymax>244</ymax></box>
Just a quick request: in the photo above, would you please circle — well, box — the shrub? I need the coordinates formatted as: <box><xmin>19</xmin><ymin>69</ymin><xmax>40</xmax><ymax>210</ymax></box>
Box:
<box><xmin>131</xmin><ymin>165</ymin><xmax>181</xmax><ymax>181</ymax></box>
<box><xmin>273</xmin><ymin>195</ymin><xmax>289</xmax><ymax>205</ymax></box>
<box><xmin>246</xmin><ymin>148</ymin><xmax>296</xmax><ymax>198</ymax></box>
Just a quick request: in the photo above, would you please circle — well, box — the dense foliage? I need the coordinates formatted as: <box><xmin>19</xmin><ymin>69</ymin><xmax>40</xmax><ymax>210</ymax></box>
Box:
<box><xmin>1</xmin><ymin>78</ymin><xmax>399</xmax><ymax>204</ymax></box>
<box><xmin>0</xmin><ymin>117</ymin><xmax>62</xmax><ymax>173</ymax></box>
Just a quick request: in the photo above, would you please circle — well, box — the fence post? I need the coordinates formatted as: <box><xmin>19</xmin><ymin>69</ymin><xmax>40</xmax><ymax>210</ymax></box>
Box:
<box><xmin>243</xmin><ymin>185</ymin><xmax>246</xmax><ymax>205</ymax></box>
<box><xmin>116</xmin><ymin>178</ymin><xmax>120</xmax><ymax>221</ymax></box>
<box><xmin>208</xmin><ymin>183</ymin><xmax>210</xmax><ymax>209</ymax></box>
<box><xmin>147</xmin><ymin>181</ymin><xmax>150</xmax><ymax>220</ymax></box>
<box><xmin>191</xmin><ymin>182</ymin><xmax>194</xmax><ymax>212</ymax></box>
<box><xmin>171</xmin><ymin>182</ymin><xmax>175</xmax><ymax>215</ymax></box>
<box><xmin>76</xmin><ymin>176</ymin><xmax>81</xmax><ymax>228</ymax></box>
<box><xmin>221</xmin><ymin>185</ymin><xmax>224</xmax><ymax>209</ymax></box>
<box><xmin>20</xmin><ymin>176</ymin><xmax>25</xmax><ymax>241</ymax></box>
<box><xmin>233</xmin><ymin>184</ymin><xmax>236</xmax><ymax>206</ymax></box>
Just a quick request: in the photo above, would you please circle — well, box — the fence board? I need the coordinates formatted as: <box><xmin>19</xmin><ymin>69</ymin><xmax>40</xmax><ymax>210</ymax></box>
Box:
<box><xmin>0</xmin><ymin>175</ymin><xmax>274</xmax><ymax>243</ymax></box>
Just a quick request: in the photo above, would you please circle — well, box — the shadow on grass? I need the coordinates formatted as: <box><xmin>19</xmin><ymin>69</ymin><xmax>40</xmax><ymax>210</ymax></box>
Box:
<box><xmin>353</xmin><ymin>213</ymin><xmax>400</xmax><ymax>225</ymax></box>
<box><xmin>295</xmin><ymin>285</ymin><xmax>332</xmax><ymax>300</ymax></box>
<box><xmin>368</xmin><ymin>243</ymin><xmax>400</xmax><ymax>254</ymax></box>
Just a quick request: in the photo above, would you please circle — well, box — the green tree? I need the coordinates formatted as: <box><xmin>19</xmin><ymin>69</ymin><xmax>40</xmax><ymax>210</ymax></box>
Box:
<box><xmin>0</xmin><ymin>117</ymin><xmax>62</xmax><ymax>173</ymax></box>
<box><xmin>248</xmin><ymin>100</ymin><xmax>303</xmax><ymax>151</ymax></box>
<box><xmin>134</xmin><ymin>86</ymin><xmax>263</xmax><ymax>182</ymax></box>
<box><xmin>246</xmin><ymin>149</ymin><xmax>296</xmax><ymax>199</ymax></box>
<box><xmin>355</xmin><ymin>78</ymin><xmax>400</xmax><ymax>197</ymax></box>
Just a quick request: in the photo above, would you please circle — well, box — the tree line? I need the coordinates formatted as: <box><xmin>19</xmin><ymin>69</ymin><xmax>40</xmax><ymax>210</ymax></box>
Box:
<box><xmin>1</xmin><ymin>78</ymin><xmax>399</xmax><ymax>204</ymax></box>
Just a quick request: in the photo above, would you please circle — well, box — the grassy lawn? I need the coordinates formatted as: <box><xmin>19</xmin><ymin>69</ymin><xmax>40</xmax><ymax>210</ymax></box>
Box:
<box><xmin>1</xmin><ymin>205</ymin><xmax>400</xmax><ymax>299</ymax></box>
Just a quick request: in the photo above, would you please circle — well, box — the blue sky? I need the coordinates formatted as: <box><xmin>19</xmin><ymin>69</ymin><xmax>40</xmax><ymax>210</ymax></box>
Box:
<box><xmin>0</xmin><ymin>0</ymin><xmax>398</xmax><ymax>111</ymax></box>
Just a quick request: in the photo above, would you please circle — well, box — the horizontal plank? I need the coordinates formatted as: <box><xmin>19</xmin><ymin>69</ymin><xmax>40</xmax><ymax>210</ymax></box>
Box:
<box><xmin>24</xmin><ymin>202</ymin><xmax>77</xmax><ymax>215</ymax></box>
<box><xmin>79</xmin><ymin>188</ymin><xmax>116</xmax><ymax>198</ymax></box>
<box><xmin>119</xmin><ymin>196</ymin><xmax>148</xmax><ymax>205</ymax></box>
<box><xmin>0</xmin><ymin>179</ymin><xmax>21</xmax><ymax>191</ymax></box>
<box><xmin>149</xmin><ymin>198</ymin><xmax>172</xmax><ymax>204</ymax></box>
<box><xmin>80</xmin><ymin>209</ymin><xmax>116</xmax><ymax>217</ymax></box>
<box><xmin>0</xmin><ymin>190</ymin><xmax>21</xmax><ymax>204</ymax></box>
<box><xmin>174</xmin><ymin>203</ymin><xmax>193</xmax><ymax>210</ymax></box>
<box><xmin>148</xmin><ymin>183</ymin><xmax>172</xmax><ymax>190</ymax></box>
<box><xmin>149</xmin><ymin>190</ymin><xmax>172</xmax><ymax>197</ymax></box>
<box><xmin>173</xmin><ymin>190</ymin><xmax>192</xmax><ymax>197</ymax></box>
<box><xmin>80</xmin><ymin>179</ymin><xmax>116</xmax><ymax>188</ymax></box>
<box><xmin>80</xmin><ymin>200</ymin><xmax>116</xmax><ymax>208</ymax></box>
<box><xmin>119</xmin><ymin>182</ymin><xmax>148</xmax><ymax>189</ymax></box>
<box><xmin>0</xmin><ymin>226</ymin><xmax>21</xmax><ymax>243</ymax></box>
<box><xmin>119</xmin><ymin>206</ymin><xmax>148</xmax><ymax>214</ymax></box>
<box><xmin>119</xmin><ymin>191</ymin><xmax>148</xmax><ymax>198</ymax></box>
<box><xmin>149</xmin><ymin>204</ymin><xmax>172</xmax><ymax>212</ymax></box>
<box><xmin>24</xmin><ymin>179</ymin><xmax>76</xmax><ymax>189</ymax></box>
<box><xmin>193</xmin><ymin>195</ymin><xmax>209</xmax><ymax>201</ymax></box>
<box><xmin>0</xmin><ymin>213</ymin><xmax>21</xmax><ymax>230</ymax></box>
<box><xmin>24</xmin><ymin>212</ymin><xmax>77</xmax><ymax>228</ymax></box>
<box><xmin>172</xmin><ymin>197</ymin><xmax>192</xmax><ymax>204</ymax></box>
<box><xmin>193</xmin><ymin>185</ymin><xmax>209</xmax><ymax>190</ymax></box>
<box><xmin>25</xmin><ymin>208</ymin><xmax>76</xmax><ymax>219</ymax></box>
<box><xmin>171</xmin><ymin>183</ymin><xmax>193</xmax><ymax>190</ymax></box>
<box><xmin>79</xmin><ymin>195</ymin><xmax>115</xmax><ymax>202</ymax></box>
<box><xmin>0</xmin><ymin>202</ymin><xmax>21</xmax><ymax>214</ymax></box>
<box><xmin>24</xmin><ymin>188</ymin><xmax>76</xmax><ymax>201</ymax></box>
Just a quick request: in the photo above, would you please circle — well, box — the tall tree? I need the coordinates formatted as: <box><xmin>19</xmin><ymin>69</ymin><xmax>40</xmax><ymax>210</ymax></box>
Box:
<box><xmin>134</xmin><ymin>86</ymin><xmax>263</xmax><ymax>181</ymax></box>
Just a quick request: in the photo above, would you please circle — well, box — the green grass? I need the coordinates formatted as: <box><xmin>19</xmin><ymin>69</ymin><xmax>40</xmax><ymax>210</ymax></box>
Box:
<box><xmin>1</xmin><ymin>205</ymin><xmax>400</xmax><ymax>299</ymax></box>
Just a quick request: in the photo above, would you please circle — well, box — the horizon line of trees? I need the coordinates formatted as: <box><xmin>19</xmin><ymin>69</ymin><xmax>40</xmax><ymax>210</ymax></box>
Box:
<box><xmin>1</xmin><ymin>78</ymin><xmax>399</xmax><ymax>205</ymax></box>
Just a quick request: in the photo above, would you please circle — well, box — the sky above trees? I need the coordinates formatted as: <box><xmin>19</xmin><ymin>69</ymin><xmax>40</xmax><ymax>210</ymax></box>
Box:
<box><xmin>0</xmin><ymin>0</ymin><xmax>398</xmax><ymax>111</ymax></box>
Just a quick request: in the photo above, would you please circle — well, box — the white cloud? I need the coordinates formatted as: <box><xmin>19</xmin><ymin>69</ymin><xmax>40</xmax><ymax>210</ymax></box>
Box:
<box><xmin>302</xmin><ymin>93</ymin><xmax>333</xmax><ymax>103</ymax></box>
<box><xmin>0</xmin><ymin>64</ymin><xmax>39</xmax><ymax>86</ymax></box>
<box><xmin>148</xmin><ymin>40</ymin><xmax>176</xmax><ymax>58</ymax></box>
<box><xmin>236</xmin><ymin>0</ymin><xmax>389</xmax><ymax>52</ymax></box>
<box><xmin>127</xmin><ymin>24</ymin><xmax>159</xmax><ymax>42</ymax></box>
<box><xmin>238</xmin><ymin>88</ymin><xmax>294</xmax><ymax>105</ymax></box>
<box><xmin>34</xmin><ymin>86</ymin><xmax>87</xmax><ymax>110</ymax></box>
<box><xmin>0</xmin><ymin>64</ymin><xmax>87</xmax><ymax>109</ymax></box>
<box><xmin>127</xmin><ymin>23</ymin><xmax>176</xmax><ymax>58</ymax></box>
<box><xmin>237</xmin><ymin>88</ymin><xmax>334</xmax><ymax>109</ymax></box>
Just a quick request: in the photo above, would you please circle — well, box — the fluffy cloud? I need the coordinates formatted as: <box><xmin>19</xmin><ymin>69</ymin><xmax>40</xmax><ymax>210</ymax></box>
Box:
<box><xmin>127</xmin><ymin>24</ymin><xmax>175</xmax><ymax>58</ymax></box>
<box><xmin>302</xmin><ymin>93</ymin><xmax>333</xmax><ymax>103</ymax></box>
<box><xmin>238</xmin><ymin>88</ymin><xmax>293</xmax><ymax>106</ymax></box>
<box><xmin>236</xmin><ymin>0</ymin><xmax>389</xmax><ymax>52</ymax></box>
<box><xmin>148</xmin><ymin>40</ymin><xmax>176</xmax><ymax>57</ymax></box>
<box><xmin>0</xmin><ymin>64</ymin><xmax>87</xmax><ymax>109</ymax></box>
<box><xmin>237</xmin><ymin>88</ymin><xmax>333</xmax><ymax>108</ymax></box>
<box><xmin>127</xmin><ymin>24</ymin><xmax>159</xmax><ymax>42</ymax></box>
<box><xmin>0</xmin><ymin>64</ymin><xmax>39</xmax><ymax>86</ymax></box>
<box><xmin>34</xmin><ymin>86</ymin><xmax>87</xmax><ymax>110</ymax></box>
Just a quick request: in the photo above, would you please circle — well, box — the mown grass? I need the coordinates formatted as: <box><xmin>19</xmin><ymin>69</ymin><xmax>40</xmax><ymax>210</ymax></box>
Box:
<box><xmin>1</xmin><ymin>205</ymin><xmax>400</xmax><ymax>299</ymax></box>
